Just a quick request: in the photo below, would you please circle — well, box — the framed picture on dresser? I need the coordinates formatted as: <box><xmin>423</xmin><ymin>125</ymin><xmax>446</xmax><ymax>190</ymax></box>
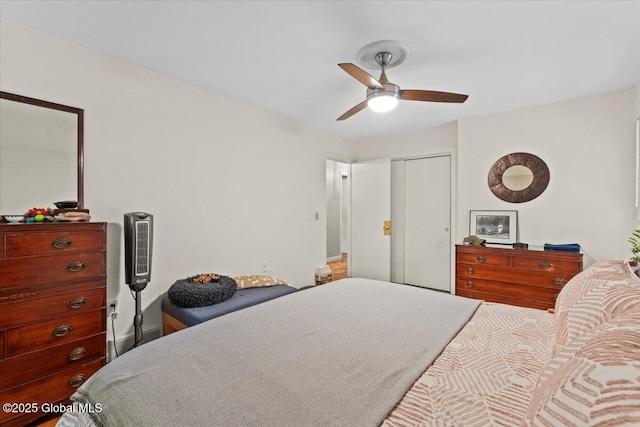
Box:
<box><xmin>470</xmin><ymin>210</ymin><xmax>518</xmax><ymax>244</ymax></box>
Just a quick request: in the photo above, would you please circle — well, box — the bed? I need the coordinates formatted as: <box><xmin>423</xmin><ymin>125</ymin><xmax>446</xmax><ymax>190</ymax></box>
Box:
<box><xmin>58</xmin><ymin>259</ymin><xmax>640</xmax><ymax>426</ymax></box>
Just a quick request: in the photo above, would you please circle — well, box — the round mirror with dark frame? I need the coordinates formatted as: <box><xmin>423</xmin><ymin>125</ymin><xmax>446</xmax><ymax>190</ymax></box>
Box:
<box><xmin>488</xmin><ymin>152</ymin><xmax>549</xmax><ymax>203</ymax></box>
<box><xmin>0</xmin><ymin>91</ymin><xmax>84</xmax><ymax>214</ymax></box>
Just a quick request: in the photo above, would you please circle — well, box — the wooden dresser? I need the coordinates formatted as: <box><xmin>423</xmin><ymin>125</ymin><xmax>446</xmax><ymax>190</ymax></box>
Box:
<box><xmin>455</xmin><ymin>244</ymin><xmax>583</xmax><ymax>310</ymax></box>
<box><xmin>0</xmin><ymin>222</ymin><xmax>106</xmax><ymax>426</ymax></box>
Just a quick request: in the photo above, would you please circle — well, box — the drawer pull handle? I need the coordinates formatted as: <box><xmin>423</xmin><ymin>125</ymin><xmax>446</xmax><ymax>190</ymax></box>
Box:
<box><xmin>554</xmin><ymin>278</ymin><xmax>566</xmax><ymax>285</ymax></box>
<box><xmin>466</xmin><ymin>267</ymin><xmax>475</xmax><ymax>274</ymax></box>
<box><xmin>539</xmin><ymin>262</ymin><xmax>552</xmax><ymax>269</ymax></box>
<box><xmin>68</xmin><ymin>374</ymin><xmax>87</xmax><ymax>388</ymax></box>
<box><xmin>68</xmin><ymin>347</ymin><xmax>88</xmax><ymax>361</ymax></box>
<box><xmin>68</xmin><ymin>297</ymin><xmax>87</xmax><ymax>309</ymax></box>
<box><xmin>68</xmin><ymin>261</ymin><xmax>86</xmax><ymax>272</ymax></box>
<box><xmin>476</xmin><ymin>256</ymin><xmax>486</xmax><ymax>263</ymax></box>
<box><xmin>54</xmin><ymin>324</ymin><xmax>73</xmax><ymax>337</ymax></box>
<box><xmin>52</xmin><ymin>237</ymin><xmax>72</xmax><ymax>249</ymax></box>
<box><xmin>466</xmin><ymin>281</ymin><xmax>475</xmax><ymax>288</ymax></box>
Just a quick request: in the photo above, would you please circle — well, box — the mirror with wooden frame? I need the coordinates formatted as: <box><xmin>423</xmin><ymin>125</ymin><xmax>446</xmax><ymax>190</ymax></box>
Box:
<box><xmin>0</xmin><ymin>91</ymin><xmax>84</xmax><ymax>214</ymax></box>
<box><xmin>488</xmin><ymin>152</ymin><xmax>549</xmax><ymax>203</ymax></box>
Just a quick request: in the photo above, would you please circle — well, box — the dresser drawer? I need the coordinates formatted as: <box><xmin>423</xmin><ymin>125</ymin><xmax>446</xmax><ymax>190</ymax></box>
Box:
<box><xmin>0</xmin><ymin>330</ymin><xmax>4</xmax><ymax>360</ymax></box>
<box><xmin>456</xmin><ymin>251</ymin><xmax>511</xmax><ymax>266</ymax></box>
<box><xmin>4</xmin><ymin>230</ymin><xmax>104</xmax><ymax>258</ymax></box>
<box><xmin>457</xmin><ymin>263</ymin><xmax>576</xmax><ymax>288</ymax></box>
<box><xmin>0</xmin><ymin>251</ymin><xmax>105</xmax><ymax>289</ymax></box>
<box><xmin>456</xmin><ymin>289</ymin><xmax>554</xmax><ymax>310</ymax></box>
<box><xmin>456</xmin><ymin>277</ymin><xmax>560</xmax><ymax>304</ymax></box>
<box><xmin>0</xmin><ymin>358</ymin><xmax>104</xmax><ymax>424</ymax></box>
<box><xmin>511</xmin><ymin>256</ymin><xmax>581</xmax><ymax>274</ymax></box>
<box><xmin>0</xmin><ymin>286</ymin><xmax>105</xmax><ymax>329</ymax></box>
<box><xmin>0</xmin><ymin>280</ymin><xmax>104</xmax><ymax>305</ymax></box>
<box><xmin>6</xmin><ymin>309</ymin><xmax>105</xmax><ymax>357</ymax></box>
<box><xmin>0</xmin><ymin>333</ymin><xmax>105</xmax><ymax>390</ymax></box>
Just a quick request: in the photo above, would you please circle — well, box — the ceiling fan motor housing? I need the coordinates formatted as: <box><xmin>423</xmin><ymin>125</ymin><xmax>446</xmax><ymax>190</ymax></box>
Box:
<box><xmin>366</xmin><ymin>82</ymin><xmax>399</xmax><ymax>101</ymax></box>
<box><xmin>366</xmin><ymin>72</ymin><xmax>399</xmax><ymax>112</ymax></box>
<box><xmin>367</xmin><ymin>65</ymin><xmax>400</xmax><ymax>105</ymax></box>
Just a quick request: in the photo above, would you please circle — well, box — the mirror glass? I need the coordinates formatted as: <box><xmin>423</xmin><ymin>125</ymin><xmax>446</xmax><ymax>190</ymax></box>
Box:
<box><xmin>0</xmin><ymin>93</ymin><xmax>82</xmax><ymax>214</ymax></box>
<box><xmin>502</xmin><ymin>165</ymin><xmax>533</xmax><ymax>191</ymax></box>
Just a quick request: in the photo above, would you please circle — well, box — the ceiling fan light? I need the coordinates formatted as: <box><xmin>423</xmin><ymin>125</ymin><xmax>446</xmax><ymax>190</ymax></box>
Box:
<box><xmin>367</xmin><ymin>95</ymin><xmax>398</xmax><ymax>113</ymax></box>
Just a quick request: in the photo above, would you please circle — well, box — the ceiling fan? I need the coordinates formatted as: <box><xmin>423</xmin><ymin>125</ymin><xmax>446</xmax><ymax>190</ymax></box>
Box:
<box><xmin>337</xmin><ymin>51</ymin><xmax>469</xmax><ymax>121</ymax></box>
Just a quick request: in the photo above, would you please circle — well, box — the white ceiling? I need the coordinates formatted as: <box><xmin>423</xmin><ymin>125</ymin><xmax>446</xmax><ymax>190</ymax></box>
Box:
<box><xmin>1</xmin><ymin>1</ymin><xmax>638</xmax><ymax>141</ymax></box>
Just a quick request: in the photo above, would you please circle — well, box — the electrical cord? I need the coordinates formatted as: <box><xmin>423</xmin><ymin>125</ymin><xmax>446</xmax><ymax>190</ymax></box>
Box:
<box><xmin>111</xmin><ymin>288</ymin><xmax>145</xmax><ymax>357</ymax></box>
<box><xmin>110</xmin><ymin>308</ymin><xmax>119</xmax><ymax>358</ymax></box>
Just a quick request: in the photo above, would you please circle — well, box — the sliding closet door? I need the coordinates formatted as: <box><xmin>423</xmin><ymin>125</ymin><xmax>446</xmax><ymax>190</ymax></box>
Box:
<box><xmin>404</xmin><ymin>156</ymin><xmax>451</xmax><ymax>291</ymax></box>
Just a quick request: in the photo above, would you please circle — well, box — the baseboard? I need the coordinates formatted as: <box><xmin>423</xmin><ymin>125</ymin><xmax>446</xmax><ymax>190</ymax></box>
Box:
<box><xmin>107</xmin><ymin>326</ymin><xmax>162</xmax><ymax>362</ymax></box>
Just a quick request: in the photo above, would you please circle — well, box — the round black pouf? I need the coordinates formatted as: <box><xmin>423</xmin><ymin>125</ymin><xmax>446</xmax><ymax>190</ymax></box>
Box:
<box><xmin>168</xmin><ymin>275</ymin><xmax>237</xmax><ymax>308</ymax></box>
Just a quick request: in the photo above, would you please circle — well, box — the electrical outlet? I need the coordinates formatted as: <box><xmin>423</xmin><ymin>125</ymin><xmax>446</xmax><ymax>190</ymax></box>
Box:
<box><xmin>261</xmin><ymin>261</ymin><xmax>268</xmax><ymax>272</ymax></box>
<box><xmin>108</xmin><ymin>299</ymin><xmax>118</xmax><ymax>318</ymax></box>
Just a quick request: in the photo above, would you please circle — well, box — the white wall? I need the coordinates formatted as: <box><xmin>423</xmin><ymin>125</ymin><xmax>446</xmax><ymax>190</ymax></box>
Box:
<box><xmin>355</xmin><ymin>121</ymin><xmax>458</xmax><ymax>161</ymax></box>
<box><xmin>326</xmin><ymin>160</ymin><xmax>340</xmax><ymax>259</ymax></box>
<box><xmin>457</xmin><ymin>88</ymin><xmax>637</xmax><ymax>266</ymax></box>
<box><xmin>0</xmin><ymin>20</ymin><xmax>355</xmax><ymax>341</ymax></box>
<box><xmin>637</xmin><ymin>82</ymin><xmax>640</xmax><ymax>117</ymax></box>
<box><xmin>355</xmin><ymin>88</ymin><xmax>637</xmax><ymax>273</ymax></box>
<box><xmin>325</xmin><ymin>160</ymin><xmax>349</xmax><ymax>260</ymax></box>
<box><xmin>340</xmin><ymin>170</ymin><xmax>350</xmax><ymax>254</ymax></box>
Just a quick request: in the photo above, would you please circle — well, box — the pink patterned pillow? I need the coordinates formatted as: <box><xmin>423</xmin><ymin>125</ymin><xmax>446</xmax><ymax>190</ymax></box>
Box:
<box><xmin>523</xmin><ymin>309</ymin><xmax>640</xmax><ymax>426</ymax></box>
<box><xmin>554</xmin><ymin>259</ymin><xmax>640</xmax><ymax>349</ymax></box>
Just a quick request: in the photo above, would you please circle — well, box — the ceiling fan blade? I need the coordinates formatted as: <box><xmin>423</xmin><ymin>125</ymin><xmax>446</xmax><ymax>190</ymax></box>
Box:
<box><xmin>338</xmin><ymin>63</ymin><xmax>383</xmax><ymax>89</ymax></box>
<box><xmin>337</xmin><ymin>100</ymin><xmax>368</xmax><ymax>121</ymax></box>
<box><xmin>399</xmin><ymin>90</ymin><xmax>468</xmax><ymax>103</ymax></box>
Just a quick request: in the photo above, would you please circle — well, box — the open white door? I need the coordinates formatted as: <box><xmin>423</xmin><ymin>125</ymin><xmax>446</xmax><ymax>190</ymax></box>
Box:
<box><xmin>404</xmin><ymin>156</ymin><xmax>451</xmax><ymax>291</ymax></box>
<box><xmin>350</xmin><ymin>158</ymin><xmax>391</xmax><ymax>281</ymax></box>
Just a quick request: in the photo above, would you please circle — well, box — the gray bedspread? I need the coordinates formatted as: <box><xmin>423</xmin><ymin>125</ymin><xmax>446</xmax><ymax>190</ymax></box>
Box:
<box><xmin>71</xmin><ymin>278</ymin><xmax>480</xmax><ymax>427</ymax></box>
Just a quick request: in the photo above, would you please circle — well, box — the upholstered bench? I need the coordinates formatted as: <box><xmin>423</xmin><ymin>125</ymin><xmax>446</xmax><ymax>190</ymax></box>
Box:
<box><xmin>162</xmin><ymin>284</ymin><xmax>297</xmax><ymax>335</ymax></box>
